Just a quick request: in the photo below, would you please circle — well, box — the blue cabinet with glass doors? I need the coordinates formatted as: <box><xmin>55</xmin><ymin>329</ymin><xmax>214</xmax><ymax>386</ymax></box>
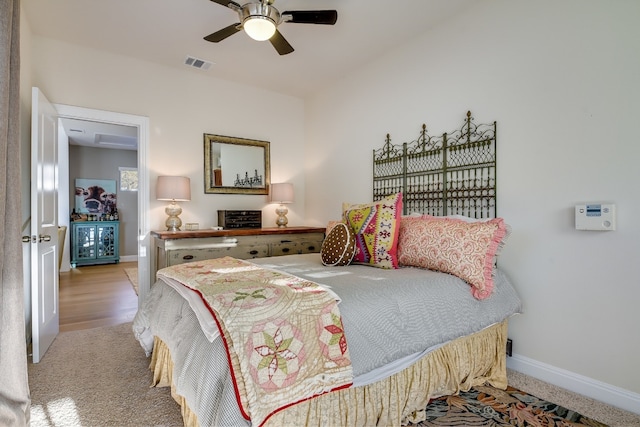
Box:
<box><xmin>70</xmin><ymin>221</ymin><xmax>119</xmax><ymax>268</ymax></box>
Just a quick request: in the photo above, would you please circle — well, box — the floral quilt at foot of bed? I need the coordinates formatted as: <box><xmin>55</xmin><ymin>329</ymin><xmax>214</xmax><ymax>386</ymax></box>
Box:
<box><xmin>157</xmin><ymin>256</ymin><xmax>354</xmax><ymax>427</ymax></box>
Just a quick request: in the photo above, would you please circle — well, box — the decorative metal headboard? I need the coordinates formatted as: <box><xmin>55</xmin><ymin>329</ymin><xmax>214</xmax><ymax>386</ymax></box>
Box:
<box><xmin>373</xmin><ymin>111</ymin><xmax>497</xmax><ymax>218</ymax></box>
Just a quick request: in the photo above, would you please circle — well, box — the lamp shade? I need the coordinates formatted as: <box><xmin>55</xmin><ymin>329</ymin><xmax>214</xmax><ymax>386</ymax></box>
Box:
<box><xmin>270</xmin><ymin>183</ymin><xmax>294</xmax><ymax>204</ymax></box>
<box><xmin>156</xmin><ymin>176</ymin><xmax>191</xmax><ymax>201</ymax></box>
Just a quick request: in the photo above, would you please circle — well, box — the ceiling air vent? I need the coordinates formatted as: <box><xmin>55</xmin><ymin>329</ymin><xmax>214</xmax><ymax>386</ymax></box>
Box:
<box><xmin>184</xmin><ymin>56</ymin><xmax>213</xmax><ymax>70</ymax></box>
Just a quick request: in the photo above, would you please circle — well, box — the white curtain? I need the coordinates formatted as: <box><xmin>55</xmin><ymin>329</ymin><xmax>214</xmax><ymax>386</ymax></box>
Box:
<box><xmin>0</xmin><ymin>0</ymin><xmax>31</xmax><ymax>424</ymax></box>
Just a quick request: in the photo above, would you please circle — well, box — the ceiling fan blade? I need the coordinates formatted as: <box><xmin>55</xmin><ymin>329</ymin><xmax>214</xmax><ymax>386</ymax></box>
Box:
<box><xmin>204</xmin><ymin>23</ymin><xmax>241</xmax><ymax>43</ymax></box>
<box><xmin>210</xmin><ymin>0</ymin><xmax>242</xmax><ymax>10</ymax></box>
<box><xmin>269</xmin><ymin>30</ymin><xmax>294</xmax><ymax>55</ymax></box>
<box><xmin>282</xmin><ymin>10</ymin><xmax>338</xmax><ymax>25</ymax></box>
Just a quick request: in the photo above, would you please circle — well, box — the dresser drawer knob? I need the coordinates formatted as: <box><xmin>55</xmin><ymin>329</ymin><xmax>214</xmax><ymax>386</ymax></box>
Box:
<box><xmin>249</xmin><ymin>250</ymin><xmax>259</xmax><ymax>255</ymax></box>
<box><xmin>282</xmin><ymin>248</ymin><xmax>290</xmax><ymax>253</ymax></box>
<box><xmin>308</xmin><ymin>246</ymin><xmax>316</xmax><ymax>251</ymax></box>
<box><xmin>182</xmin><ymin>255</ymin><xmax>194</xmax><ymax>260</ymax></box>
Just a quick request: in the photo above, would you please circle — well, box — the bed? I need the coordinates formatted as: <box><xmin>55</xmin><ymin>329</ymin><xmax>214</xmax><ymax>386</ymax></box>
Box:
<box><xmin>133</xmin><ymin>111</ymin><xmax>522</xmax><ymax>427</ymax></box>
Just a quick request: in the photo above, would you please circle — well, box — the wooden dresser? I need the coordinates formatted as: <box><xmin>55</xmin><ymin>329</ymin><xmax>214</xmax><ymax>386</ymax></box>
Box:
<box><xmin>151</xmin><ymin>226</ymin><xmax>325</xmax><ymax>280</ymax></box>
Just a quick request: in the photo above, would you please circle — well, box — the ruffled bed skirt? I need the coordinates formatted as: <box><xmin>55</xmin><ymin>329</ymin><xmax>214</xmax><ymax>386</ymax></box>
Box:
<box><xmin>150</xmin><ymin>320</ymin><xmax>508</xmax><ymax>427</ymax></box>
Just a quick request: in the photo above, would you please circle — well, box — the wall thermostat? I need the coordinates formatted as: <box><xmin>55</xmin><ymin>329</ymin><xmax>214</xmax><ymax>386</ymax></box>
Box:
<box><xmin>575</xmin><ymin>203</ymin><xmax>616</xmax><ymax>231</ymax></box>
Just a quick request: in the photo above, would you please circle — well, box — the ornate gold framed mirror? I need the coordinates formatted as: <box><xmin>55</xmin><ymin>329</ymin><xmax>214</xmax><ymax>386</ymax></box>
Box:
<box><xmin>204</xmin><ymin>134</ymin><xmax>270</xmax><ymax>195</ymax></box>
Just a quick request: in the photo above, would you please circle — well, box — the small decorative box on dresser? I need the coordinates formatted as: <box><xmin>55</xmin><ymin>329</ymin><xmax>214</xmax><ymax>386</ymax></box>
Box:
<box><xmin>217</xmin><ymin>210</ymin><xmax>262</xmax><ymax>229</ymax></box>
<box><xmin>151</xmin><ymin>226</ymin><xmax>326</xmax><ymax>280</ymax></box>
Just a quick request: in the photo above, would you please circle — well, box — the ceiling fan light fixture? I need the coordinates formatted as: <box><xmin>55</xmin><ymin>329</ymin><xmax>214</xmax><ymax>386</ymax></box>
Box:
<box><xmin>242</xmin><ymin>3</ymin><xmax>280</xmax><ymax>41</ymax></box>
<box><xmin>244</xmin><ymin>17</ymin><xmax>276</xmax><ymax>41</ymax></box>
<box><xmin>205</xmin><ymin>0</ymin><xmax>338</xmax><ymax>55</ymax></box>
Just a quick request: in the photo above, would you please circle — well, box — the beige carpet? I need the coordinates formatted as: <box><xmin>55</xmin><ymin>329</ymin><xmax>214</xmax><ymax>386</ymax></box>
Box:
<box><xmin>28</xmin><ymin>322</ymin><xmax>183</xmax><ymax>427</ymax></box>
<box><xmin>507</xmin><ymin>370</ymin><xmax>640</xmax><ymax>427</ymax></box>
<box><xmin>28</xmin><ymin>322</ymin><xmax>640</xmax><ymax>427</ymax></box>
<box><xmin>124</xmin><ymin>267</ymin><xmax>138</xmax><ymax>295</ymax></box>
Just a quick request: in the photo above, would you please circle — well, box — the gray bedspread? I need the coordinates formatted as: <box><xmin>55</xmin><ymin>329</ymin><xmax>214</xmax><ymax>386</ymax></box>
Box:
<box><xmin>133</xmin><ymin>253</ymin><xmax>522</xmax><ymax>426</ymax></box>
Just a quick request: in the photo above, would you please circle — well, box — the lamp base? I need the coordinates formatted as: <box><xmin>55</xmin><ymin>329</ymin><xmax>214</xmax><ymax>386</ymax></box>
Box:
<box><xmin>275</xmin><ymin>205</ymin><xmax>288</xmax><ymax>228</ymax></box>
<box><xmin>165</xmin><ymin>201</ymin><xmax>183</xmax><ymax>231</ymax></box>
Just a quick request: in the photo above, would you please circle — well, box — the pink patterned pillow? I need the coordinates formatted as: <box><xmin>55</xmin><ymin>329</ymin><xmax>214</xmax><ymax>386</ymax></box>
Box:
<box><xmin>344</xmin><ymin>193</ymin><xmax>403</xmax><ymax>269</ymax></box>
<box><xmin>397</xmin><ymin>216</ymin><xmax>508</xmax><ymax>299</ymax></box>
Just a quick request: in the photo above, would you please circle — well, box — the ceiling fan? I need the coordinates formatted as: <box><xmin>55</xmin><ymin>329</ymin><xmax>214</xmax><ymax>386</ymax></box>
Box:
<box><xmin>204</xmin><ymin>0</ymin><xmax>338</xmax><ymax>55</ymax></box>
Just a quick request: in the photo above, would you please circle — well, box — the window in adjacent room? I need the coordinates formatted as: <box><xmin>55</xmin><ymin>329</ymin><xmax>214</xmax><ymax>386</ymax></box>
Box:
<box><xmin>119</xmin><ymin>167</ymin><xmax>138</xmax><ymax>191</ymax></box>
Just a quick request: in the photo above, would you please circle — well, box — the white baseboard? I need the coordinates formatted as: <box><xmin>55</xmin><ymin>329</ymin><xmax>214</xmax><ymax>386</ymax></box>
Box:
<box><xmin>120</xmin><ymin>255</ymin><xmax>138</xmax><ymax>263</ymax></box>
<box><xmin>507</xmin><ymin>353</ymin><xmax>640</xmax><ymax>415</ymax></box>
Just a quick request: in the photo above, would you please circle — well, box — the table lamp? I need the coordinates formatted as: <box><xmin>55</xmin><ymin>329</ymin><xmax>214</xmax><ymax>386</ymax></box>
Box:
<box><xmin>156</xmin><ymin>176</ymin><xmax>191</xmax><ymax>231</ymax></box>
<box><xmin>270</xmin><ymin>183</ymin><xmax>294</xmax><ymax>228</ymax></box>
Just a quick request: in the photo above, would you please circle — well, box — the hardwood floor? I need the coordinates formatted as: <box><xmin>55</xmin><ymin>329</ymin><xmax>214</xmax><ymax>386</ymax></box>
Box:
<box><xmin>59</xmin><ymin>261</ymin><xmax>139</xmax><ymax>332</ymax></box>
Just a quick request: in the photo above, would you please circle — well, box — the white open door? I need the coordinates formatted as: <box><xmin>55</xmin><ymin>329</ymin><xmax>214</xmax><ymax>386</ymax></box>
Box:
<box><xmin>30</xmin><ymin>87</ymin><xmax>60</xmax><ymax>363</ymax></box>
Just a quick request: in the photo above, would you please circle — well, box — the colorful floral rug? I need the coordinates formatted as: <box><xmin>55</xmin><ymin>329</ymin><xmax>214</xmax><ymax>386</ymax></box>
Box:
<box><xmin>415</xmin><ymin>385</ymin><xmax>607</xmax><ymax>426</ymax></box>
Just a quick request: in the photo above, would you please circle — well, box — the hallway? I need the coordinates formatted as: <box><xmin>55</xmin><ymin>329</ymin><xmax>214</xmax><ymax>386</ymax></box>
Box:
<box><xmin>59</xmin><ymin>261</ymin><xmax>138</xmax><ymax>332</ymax></box>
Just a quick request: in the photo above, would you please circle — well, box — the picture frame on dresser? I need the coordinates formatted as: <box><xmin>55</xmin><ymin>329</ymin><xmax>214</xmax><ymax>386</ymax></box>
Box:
<box><xmin>203</xmin><ymin>133</ymin><xmax>271</xmax><ymax>195</ymax></box>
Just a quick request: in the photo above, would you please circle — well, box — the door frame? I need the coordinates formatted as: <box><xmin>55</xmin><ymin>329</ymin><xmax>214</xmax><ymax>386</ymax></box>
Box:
<box><xmin>55</xmin><ymin>104</ymin><xmax>151</xmax><ymax>306</ymax></box>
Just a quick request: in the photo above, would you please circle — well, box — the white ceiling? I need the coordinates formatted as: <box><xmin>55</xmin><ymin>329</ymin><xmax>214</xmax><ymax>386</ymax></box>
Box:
<box><xmin>60</xmin><ymin>118</ymin><xmax>138</xmax><ymax>151</ymax></box>
<box><xmin>23</xmin><ymin>0</ymin><xmax>477</xmax><ymax>148</ymax></box>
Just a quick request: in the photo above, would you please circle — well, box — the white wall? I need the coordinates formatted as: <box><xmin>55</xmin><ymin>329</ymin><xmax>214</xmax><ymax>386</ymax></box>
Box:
<box><xmin>305</xmin><ymin>0</ymin><xmax>640</xmax><ymax>403</ymax></box>
<box><xmin>27</xmin><ymin>37</ymin><xmax>307</xmax><ymax>232</ymax></box>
